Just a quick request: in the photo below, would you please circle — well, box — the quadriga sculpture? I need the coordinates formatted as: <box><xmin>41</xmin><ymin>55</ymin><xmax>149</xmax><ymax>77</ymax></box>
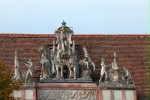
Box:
<box><xmin>38</xmin><ymin>46</ymin><xmax>51</xmax><ymax>80</ymax></box>
<box><xmin>52</xmin><ymin>21</ymin><xmax>77</xmax><ymax>80</ymax></box>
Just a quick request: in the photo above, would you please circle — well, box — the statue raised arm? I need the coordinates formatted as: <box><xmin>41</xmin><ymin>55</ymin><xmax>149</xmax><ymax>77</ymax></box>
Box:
<box><xmin>20</xmin><ymin>58</ymin><xmax>34</xmax><ymax>82</ymax></box>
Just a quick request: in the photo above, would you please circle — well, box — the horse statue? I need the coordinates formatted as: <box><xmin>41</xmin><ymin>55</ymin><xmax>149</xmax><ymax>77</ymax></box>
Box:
<box><xmin>54</xmin><ymin>50</ymin><xmax>64</xmax><ymax>79</ymax></box>
<box><xmin>67</xmin><ymin>57</ymin><xmax>76</xmax><ymax>79</ymax></box>
<box><xmin>38</xmin><ymin>46</ymin><xmax>51</xmax><ymax>80</ymax></box>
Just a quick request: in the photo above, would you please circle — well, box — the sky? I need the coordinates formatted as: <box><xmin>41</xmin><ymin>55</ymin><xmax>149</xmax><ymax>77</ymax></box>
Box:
<box><xmin>0</xmin><ymin>0</ymin><xmax>149</xmax><ymax>34</ymax></box>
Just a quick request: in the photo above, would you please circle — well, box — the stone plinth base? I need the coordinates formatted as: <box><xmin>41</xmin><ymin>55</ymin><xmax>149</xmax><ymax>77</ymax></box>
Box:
<box><xmin>12</xmin><ymin>83</ymin><xmax>137</xmax><ymax>100</ymax></box>
<box><xmin>97</xmin><ymin>87</ymin><xmax>137</xmax><ymax>100</ymax></box>
<box><xmin>40</xmin><ymin>78</ymin><xmax>93</xmax><ymax>83</ymax></box>
<box><xmin>99</xmin><ymin>82</ymin><xmax>135</xmax><ymax>89</ymax></box>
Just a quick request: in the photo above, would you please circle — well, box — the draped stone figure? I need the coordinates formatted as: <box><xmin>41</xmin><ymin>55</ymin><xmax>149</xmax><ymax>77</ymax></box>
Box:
<box><xmin>79</xmin><ymin>47</ymin><xmax>95</xmax><ymax>79</ymax></box>
<box><xmin>111</xmin><ymin>51</ymin><xmax>120</xmax><ymax>83</ymax></box>
<box><xmin>38</xmin><ymin>46</ymin><xmax>51</xmax><ymax>80</ymax></box>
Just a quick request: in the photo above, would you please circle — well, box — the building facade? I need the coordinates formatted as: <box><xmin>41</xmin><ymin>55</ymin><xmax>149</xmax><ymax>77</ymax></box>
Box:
<box><xmin>0</xmin><ymin>22</ymin><xmax>149</xmax><ymax>100</ymax></box>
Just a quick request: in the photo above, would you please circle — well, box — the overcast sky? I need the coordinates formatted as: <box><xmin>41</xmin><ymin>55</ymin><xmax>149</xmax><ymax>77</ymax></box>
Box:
<box><xmin>0</xmin><ymin>0</ymin><xmax>149</xmax><ymax>34</ymax></box>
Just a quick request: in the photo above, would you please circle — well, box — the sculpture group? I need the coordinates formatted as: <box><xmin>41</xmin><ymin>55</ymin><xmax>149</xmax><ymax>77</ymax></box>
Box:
<box><xmin>52</xmin><ymin>21</ymin><xmax>77</xmax><ymax>79</ymax></box>
<box><xmin>99</xmin><ymin>51</ymin><xmax>133</xmax><ymax>85</ymax></box>
<box><xmin>14</xmin><ymin>21</ymin><xmax>95</xmax><ymax>82</ymax></box>
<box><xmin>13</xmin><ymin>21</ymin><xmax>133</xmax><ymax>86</ymax></box>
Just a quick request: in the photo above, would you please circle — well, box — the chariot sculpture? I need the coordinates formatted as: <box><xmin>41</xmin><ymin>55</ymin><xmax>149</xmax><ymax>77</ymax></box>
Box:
<box><xmin>52</xmin><ymin>21</ymin><xmax>77</xmax><ymax>80</ymax></box>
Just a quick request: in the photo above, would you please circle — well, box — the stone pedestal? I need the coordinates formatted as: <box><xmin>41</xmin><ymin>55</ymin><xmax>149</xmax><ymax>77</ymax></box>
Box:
<box><xmin>97</xmin><ymin>84</ymin><xmax>137</xmax><ymax>100</ymax></box>
<box><xmin>12</xmin><ymin>83</ymin><xmax>36</xmax><ymax>100</ymax></box>
<box><xmin>97</xmin><ymin>88</ymin><xmax>137</xmax><ymax>100</ymax></box>
<box><xmin>12</xmin><ymin>83</ymin><xmax>137</xmax><ymax>100</ymax></box>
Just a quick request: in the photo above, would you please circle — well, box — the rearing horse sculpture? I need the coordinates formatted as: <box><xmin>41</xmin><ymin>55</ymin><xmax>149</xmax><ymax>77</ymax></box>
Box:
<box><xmin>38</xmin><ymin>46</ymin><xmax>51</xmax><ymax>80</ymax></box>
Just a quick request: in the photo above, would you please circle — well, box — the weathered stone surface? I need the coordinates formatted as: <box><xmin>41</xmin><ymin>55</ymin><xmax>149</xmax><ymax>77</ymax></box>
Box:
<box><xmin>38</xmin><ymin>89</ymin><xmax>97</xmax><ymax>100</ymax></box>
<box><xmin>99</xmin><ymin>52</ymin><xmax>134</xmax><ymax>88</ymax></box>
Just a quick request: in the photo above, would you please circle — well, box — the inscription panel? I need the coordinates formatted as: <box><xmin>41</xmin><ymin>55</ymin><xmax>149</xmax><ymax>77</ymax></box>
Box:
<box><xmin>38</xmin><ymin>89</ymin><xmax>96</xmax><ymax>100</ymax></box>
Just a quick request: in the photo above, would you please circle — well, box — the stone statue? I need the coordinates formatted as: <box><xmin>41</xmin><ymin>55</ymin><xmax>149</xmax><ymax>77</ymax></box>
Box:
<box><xmin>99</xmin><ymin>57</ymin><xmax>109</xmax><ymax>83</ymax></box>
<box><xmin>20</xmin><ymin>58</ymin><xmax>34</xmax><ymax>82</ymax></box>
<box><xmin>72</xmin><ymin>40</ymin><xmax>75</xmax><ymax>54</ymax></box>
<box><xmin>52</xmin><ymin>21</ymin><xmax>77</xmax><ymax>80</ymax></box>
<box><xmin>112</xmin><ymin>51</ymin><xmax>119</xmax><ymax>70</ymax></box>
<box><xmin>79</xmin><ymin>47</ymin><xmax>95</xmax><ymax>79</ymax></box>
<box><xmin>122</xmin><ymin>67</ymin><xmax>133</xmax><ymax>84</ymax></box>
<box><xmin>99</xmin><ymin>51</ymin><xmax>135</xmax><ymax>86</ymax></box>
<box><xmin>54</xmin><ymin>50</ymin><xmax>64</xmax><ymax>79</ymax></box>
<box><xmin>111</xmin><ymin>51</ymin><xmax>119</xmax><ymax>83</ymax></box>
<box><xmin>38</xmin><ymin>46</ymin><xmax>51</xmax><ymax>80</ymax></box>
<box><xmin>68</xmin><ymin>33</ymin><xmax>73</xmax><ymax>44</ymax></box>
<box><xmin>67</xmin><ymin>57</ymin><xmax>76</xmax><ymax>79</ymax></box>
<box><xmin>53</xmin><ymin>40</ymin><xmax>56</xmax><ymax>54</ymax></box>
<box><xmin>14</xmin><ymin>50</ymin><xmax>22</xmax><ymax>80</ymax></box>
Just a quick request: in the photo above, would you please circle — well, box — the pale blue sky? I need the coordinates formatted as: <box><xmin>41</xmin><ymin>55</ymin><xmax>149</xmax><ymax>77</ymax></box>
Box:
<box><xmin>0</xmin><ymin>0</ymin><xmax>149</xmax><ymax>34</ymax></box>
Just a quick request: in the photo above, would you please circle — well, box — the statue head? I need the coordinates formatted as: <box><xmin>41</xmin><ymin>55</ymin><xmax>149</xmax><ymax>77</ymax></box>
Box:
<box><xmin>101</xmin><ymin>57</ymin><xmax>105</xmax><ymax>62</ymax></box>
<box><xmin>38</xmin><ymin>46</ymin><xmax>48</xmax><ymax>56</ymax></box>
<box><xmin>38</xmin><ymin>46</ymin><xmax>44</xmax><ymax>52</ymax></box>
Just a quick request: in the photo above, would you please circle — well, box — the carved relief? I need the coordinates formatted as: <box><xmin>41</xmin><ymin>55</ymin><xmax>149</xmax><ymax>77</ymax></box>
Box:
<box><xmin>38</xmin><ymin>90</ymin><xmax>96</xmax><ymax>100</ymax></box>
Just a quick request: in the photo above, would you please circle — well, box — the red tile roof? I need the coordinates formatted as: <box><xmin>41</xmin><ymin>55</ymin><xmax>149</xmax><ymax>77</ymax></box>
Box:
<box><xmin>0</xmin><ymin>34</ymin><xmax>149</xmax><ymax>99</ymax></box>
